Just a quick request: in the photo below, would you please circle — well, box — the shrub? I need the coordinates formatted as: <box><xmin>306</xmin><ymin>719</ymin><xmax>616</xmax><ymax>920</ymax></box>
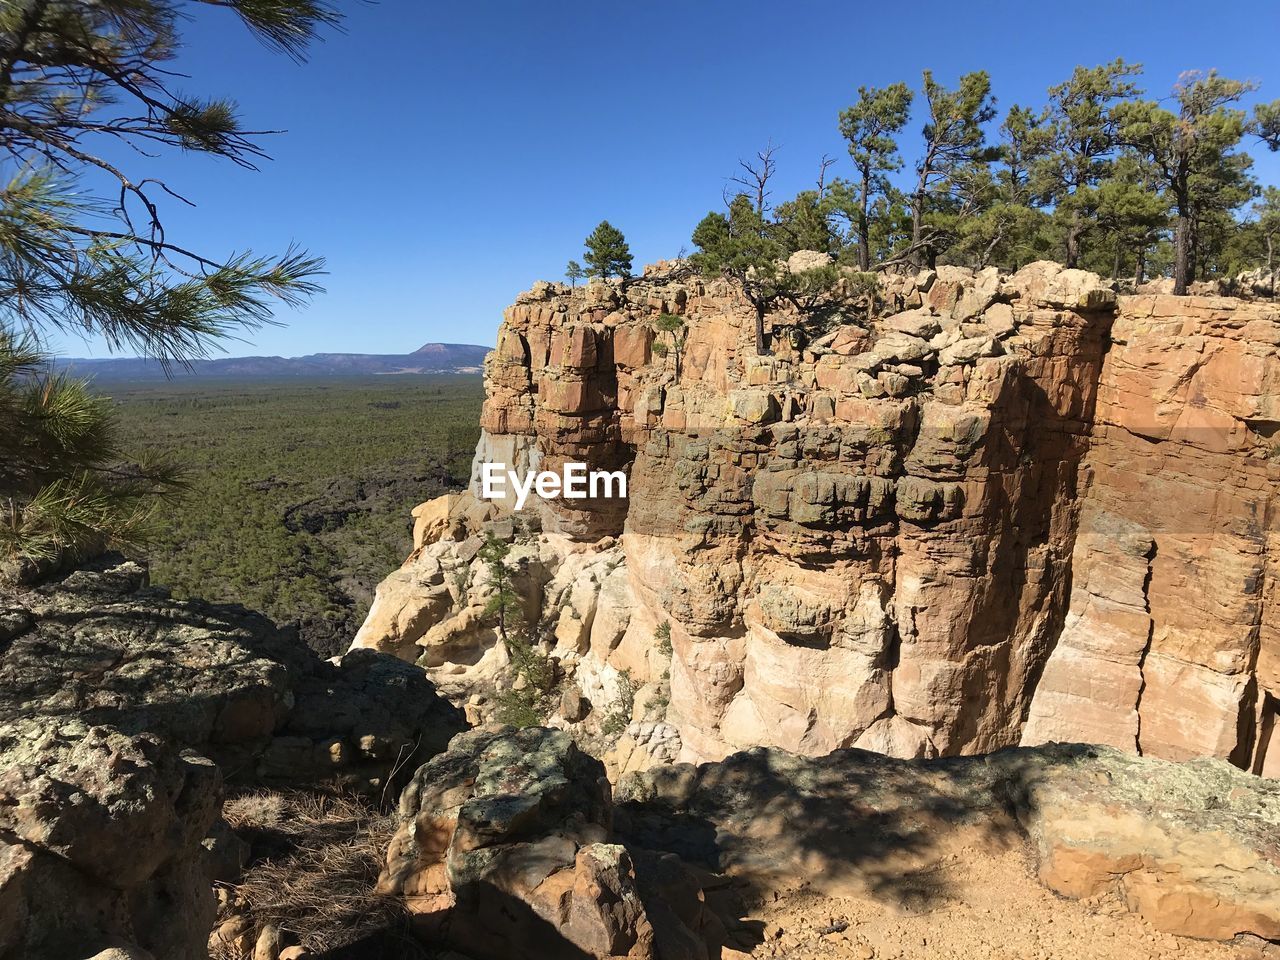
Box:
<box><xmin>493</xmin><ymin>634</ymin><xmax>560</xmax><ymax>728</ymax></box>
<box><xmin>655</xmin><ymin>620</ymin><xmax>673</xmax><ymax>658</ymax></box>
<box><xmin>602</xmin><ymin>668</ymin><xmax>636</xmax><ymax>737</ymax></box>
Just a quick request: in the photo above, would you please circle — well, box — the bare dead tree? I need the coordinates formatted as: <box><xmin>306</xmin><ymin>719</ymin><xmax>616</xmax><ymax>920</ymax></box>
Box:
<box><xmin>731</xmin><ymin>141</ymin><xmax>779</xmax><ymax>216</ymax></box>
<box><xmin>817</xmin><ymin>154</ymin><xmax>836</xmax><ymax>194</ymax></box>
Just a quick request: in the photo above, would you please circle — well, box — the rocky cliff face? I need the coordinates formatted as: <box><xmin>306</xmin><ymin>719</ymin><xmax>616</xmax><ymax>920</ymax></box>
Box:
<box><xmin>353</xmin><ymin>262</ymin><xmax>1280</xmax><ymax>777</ymax></box>
<box><xmin>1024</xmin><ymin>293</ymin><xmax>1280</xmax><ymax>773</ymax></box>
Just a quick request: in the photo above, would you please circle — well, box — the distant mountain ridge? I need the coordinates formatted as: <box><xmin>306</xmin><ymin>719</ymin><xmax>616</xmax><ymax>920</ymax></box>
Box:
<box><xmin>58</xmin><ymin>342</ymin><xmax>492</xmax><ymax>381</ymax></box>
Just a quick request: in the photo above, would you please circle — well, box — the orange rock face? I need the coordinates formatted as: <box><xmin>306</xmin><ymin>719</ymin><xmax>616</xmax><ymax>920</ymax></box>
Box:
<box><xmin>1023</xmin><ymin>294</ymin><xmax>1280</xmax><ymax>774</ymax></box>
<box><xmin>356</xmin><ymin>261</ymin><xmax>1280</xmax><ymax>776</ymax></box>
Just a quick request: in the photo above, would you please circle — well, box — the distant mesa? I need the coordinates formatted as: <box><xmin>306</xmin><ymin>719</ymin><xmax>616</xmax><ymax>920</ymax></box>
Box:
<box><xmin>57</xmin><ymin>341</ymin><xmax>492</xmax><ymax>381</ymax></box>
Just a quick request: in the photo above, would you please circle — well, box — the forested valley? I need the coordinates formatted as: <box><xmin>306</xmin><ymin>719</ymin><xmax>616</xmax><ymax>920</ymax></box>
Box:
<box><xmin>104</xmin><ymin>375</ymin><xmax>484</xmax><ymax>655</ymax></box>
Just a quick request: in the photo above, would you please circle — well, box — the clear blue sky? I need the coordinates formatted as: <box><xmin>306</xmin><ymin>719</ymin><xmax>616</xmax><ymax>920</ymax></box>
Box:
<box><xmin>53</xmin><ymin>0</ymin><xmax>1280</xmax><ymax>358</ymax></box>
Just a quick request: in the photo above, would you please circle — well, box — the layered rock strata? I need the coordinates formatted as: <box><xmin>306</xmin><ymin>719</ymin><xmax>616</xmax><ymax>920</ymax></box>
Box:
<box><xmin>353</xmin><ymin>261</ymin><xmax>1280</xmax><ymax>774</ymax></box>
<box><xmin>1024</xmin><ymin>294</ymin><xmax>1280</xmax><ymax>774</ymax></box>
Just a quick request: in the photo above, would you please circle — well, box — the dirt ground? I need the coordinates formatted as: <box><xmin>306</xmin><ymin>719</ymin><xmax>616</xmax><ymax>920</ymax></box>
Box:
<box><xmin>719</xmin><ymin>846</ymin><xmax>1278</xmax><ymax>960</ymax></box>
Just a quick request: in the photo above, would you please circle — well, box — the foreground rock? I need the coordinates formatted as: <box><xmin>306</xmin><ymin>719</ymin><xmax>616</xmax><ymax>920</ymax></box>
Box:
<box><xmin>378</xmin><ymin>728</ymin><xmax>1279</xmax><ymax>955</ymax></box>
<box><xmin>0</xmin><ymin>557</ymin><xmax>464</xmax><ymax>793</ymax></box>
<box><xmin>0</xmin><ymin>558</ymin><xmax>466</xmax><ymax>959</ymax></box>
<box><xmin>378</xmin><ymin>725</ymin><xmax>724</xmax><ymax>960</ymax></box>
<box><xmin>1021</xmin><ymin>748</ymin><xmax>1280</xmax><ymax>941</ymax></box>
<box><xmin>614</xmin><ymin>741</ymin><xmax>1280</xmax><ymax>944</ymax></box>
<box><xmin>0</xmin><ymin>719</ymin><xmax>221</xmax><ymax>960</ymax></box>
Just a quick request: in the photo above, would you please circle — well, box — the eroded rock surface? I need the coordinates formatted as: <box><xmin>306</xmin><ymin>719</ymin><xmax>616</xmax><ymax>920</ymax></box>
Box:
<box><xmin>355</xmin><ymin>261</ymin><xmax>1280</xmax><ymax>776</ymax></box>
<box><xmin>0</xmin><ymin>557</ymin><xmax>464</xmax><ymax>793</ymax></box>
<box><xmin>0</xmin><ymin>719</ymin><xmax>221</xmax><ymax>960</ymax></box>
<box><xmin>1023</xmin><ymin>294</ymin><xmax>1280</xmax><ymax>773</ymax></box>
<box><xmin>0</xmin><ymin>557</ymin><xmax>466</xmax><ymax>959</ymax></box>
<box><xmin>378</xmin><ymin>725</ymin><xmax>723</xmax><ymax>960</ymax></box>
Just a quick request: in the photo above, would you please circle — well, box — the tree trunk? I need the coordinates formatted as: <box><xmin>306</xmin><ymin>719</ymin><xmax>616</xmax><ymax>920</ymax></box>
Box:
<box><xmin>1268</xmin><ymin>235</ymin><xmax>1275</xmax><ymax>301</ymax></box>
<box><xmin>1134</xmin><ymin>244</ymin><xmax>1146</xmax><ymax>286</ymax></box>
<box><xmin>1065</xmin><ymin>211</ymin><xmax>1082</xmax><ymax>269</ymax></box>
<box><xmin>910</xmin><ymin>178</ymin><xmax>927</xmax><ymax>268</ymax></box>
<box><xmin>857</xmin><ymin>168</ymin><xmax>871</xmax><ymax>272</ymax></box>
<box><xmin>754</xmin><ymin>302</ymin><xmax>769</xmax><ymax>356</ymax></box>
<box><xmin>1174</xmin><ymin>213</ymin><xmax>1191</xmax><ymax>295</ymax></box>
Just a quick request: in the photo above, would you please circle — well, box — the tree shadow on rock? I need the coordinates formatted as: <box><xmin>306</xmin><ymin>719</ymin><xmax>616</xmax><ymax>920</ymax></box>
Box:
<box><xmin>616</xmin><ymin>746</ymin><xmax>1036</xmax><ymax>918</ymax></box>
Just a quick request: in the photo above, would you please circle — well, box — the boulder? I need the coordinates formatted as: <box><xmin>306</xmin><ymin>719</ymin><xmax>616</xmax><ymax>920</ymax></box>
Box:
<box><xmin>1019</xmin><ymin>748</ymin><xmax>1280</xmax><ymax>941</ymax></box>
<box><xmin>1007</xmin><ymin>260</ymin><xmax>1117</xmax><ymax>310</ymax></box>
<box><xmin>377</xmin><ymin>727</ymin><xmax>730</xmax><ymax>959</ymax></box>
<box><xmin>786</xmin><ymin>250</ymin><xmax>833</xmax><ymax>274</ymax></box>
<box><xmin>881</xmin><ymin>308</ymin><xmax>941</xmax><ymax>340</ymax></box>
<box><xmin>412</xmin><ymin>494</ymin><xmax>463</xmax><ymax>550</ymax></box>
<box><xmin>379</xmin><ymin>726</ymin><xmax>662</xmax><ymax>959</ymax></box>
<box><xmin>938</xmin><ymin>335</ymin><xmax>996</xmax><ymax>366</ymax></box>
<box><xmin>0</xmin><ymin>557</ymin><xmax>464</xmax><ymax>794</ymax></box>
<box><xmin>0</xmin><ymin>720</ymin><xmax>220</xmax><ymax>960</ymax></box>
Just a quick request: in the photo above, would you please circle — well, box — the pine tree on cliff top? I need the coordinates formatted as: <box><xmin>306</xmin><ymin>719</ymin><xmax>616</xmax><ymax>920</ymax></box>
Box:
<box><xmin>583</xmin><ymin>221</ymin><xmax>633</xmax><ymax>279</ymax></box>
<box><xmin>1115</xmin><ymin>70</ymin><xmax>1280</xmax><ymax>294</ymax></box>
<box><xmin>839</xmin><ymin>82</ymin><xmax>914</xmax><ymax>271</ymax></box>
<box><xmin>0</xmin><ymin>0</ymin><xmax>337</xmax><ymax>579</ymax></box>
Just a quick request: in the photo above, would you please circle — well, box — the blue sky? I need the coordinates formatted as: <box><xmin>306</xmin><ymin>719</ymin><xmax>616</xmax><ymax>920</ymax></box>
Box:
<box><xmin>50</xmin><ymin>0</ymin><xmax>1280</xmax><ymax>357</ymax></box>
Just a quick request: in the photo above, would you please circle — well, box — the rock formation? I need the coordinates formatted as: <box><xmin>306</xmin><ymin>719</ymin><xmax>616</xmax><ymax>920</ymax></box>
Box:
<box><xmin>0</xmin><ymin>557</ymin><xmax>464</xmax><ymax>793</ymax></box>
<box><xmin>377</xmin><ymin>725</ymin><xmax>724</xmax><ymax>960</ymax></box>
<box><xmin>0</xmin><ymin>719</ymin><xmax>222</xmax><ymax>960</ymax></box>
<box><xmin>0</xmin><ymin>557</ymin><xmax>465</xmax><ymax>959</ymax></box>
<box><xmin>377</xmin><ymin>726</ymin><xmax>1280</xmax><ymax>955</ymax></box>
<box><xmin>1023</xmin><ymin>293</ymin><xmax>1280</xmax><ymax>773</ymax></box>
<box><xmin>353</xmin><ymin>261</ymin><xmax>1280</xmax><ymax>776</ymax></box>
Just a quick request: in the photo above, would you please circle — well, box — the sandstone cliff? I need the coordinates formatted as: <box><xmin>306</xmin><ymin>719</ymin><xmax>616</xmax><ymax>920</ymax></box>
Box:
<box><xmin>352</xmin><ymin>261</ymin><xmax>1280</xmax><ymax>777</ymax></box>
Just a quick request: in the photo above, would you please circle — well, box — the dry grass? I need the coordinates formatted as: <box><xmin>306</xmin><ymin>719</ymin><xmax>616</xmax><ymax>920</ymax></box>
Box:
<box><xmin>214</xmin><ymin>788</ymin><xmax>430</xmax><ymax>958</ymax></box>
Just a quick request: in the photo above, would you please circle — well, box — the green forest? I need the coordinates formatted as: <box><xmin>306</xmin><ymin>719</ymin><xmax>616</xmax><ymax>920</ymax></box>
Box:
<box><xmin>685</xmin><ymin>62</ymin><xmax>1280</xmax><ymax>308</ymax></box>
<box><xmin>104</xmin><ymin>375</ymin><xmax>484</xmax><ymax>654</ymax></box>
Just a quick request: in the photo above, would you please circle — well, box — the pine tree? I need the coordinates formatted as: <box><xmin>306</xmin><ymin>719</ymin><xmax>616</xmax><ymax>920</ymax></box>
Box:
<box><xmin>908</xmin><ymin>70</ymin><xmax>1001</xmax><ymax>267</ymax></box>
<box><xmin>692</xmin><ymin>192</ymin><xmax>848</xmax><ymax>356</ymax></box>
<box><xmin>1237</xmin><ymin>187</ymin><xmax>1280</xmax><ymax>295</ymax></box>
<box><xmin>1032</xmin><ymin>60</ymin><xmax>1144</xmax><ymax>268</ymax></box>
<box><xmin>1088</xmin><ymin>154</ymin><xmax>1169</xmax><ymax>281</ymax></box>
<box><xmin>0</xmin><ymin>333</ymin><xmax>184</xmax><ymax>581</ymax></box>
<box><xmin>0</xmin><ymin>0</ymin><xmax>336</xmax><ymax>577</ymax></box>
<box><xmin>583</xmin><ymin>221</ymin><xmax>633</xmax><ymax>279</ymax></box>
<box><xmin>692</xmin><ymin>196</ymin><xmax>780</xmax><ymax>355</ymax></box>
<box><xmin>565</xmin><ymin>260</ymin><xmax>585</xmax><ymax>287</ymax></box>
<box><xmin>1116</xmin><ymin>71</ymin><xmax>1257</xmax><ymax>293</ymax></box>
<box><xmin>654</xmin><ymin>313</ymin><xmax>686</xmax><ymax>377</ymax></box>
<box><xmin>838</xmin><ymin>83</ymin><xmax>913</xmax><ymax>270</ymax></box>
